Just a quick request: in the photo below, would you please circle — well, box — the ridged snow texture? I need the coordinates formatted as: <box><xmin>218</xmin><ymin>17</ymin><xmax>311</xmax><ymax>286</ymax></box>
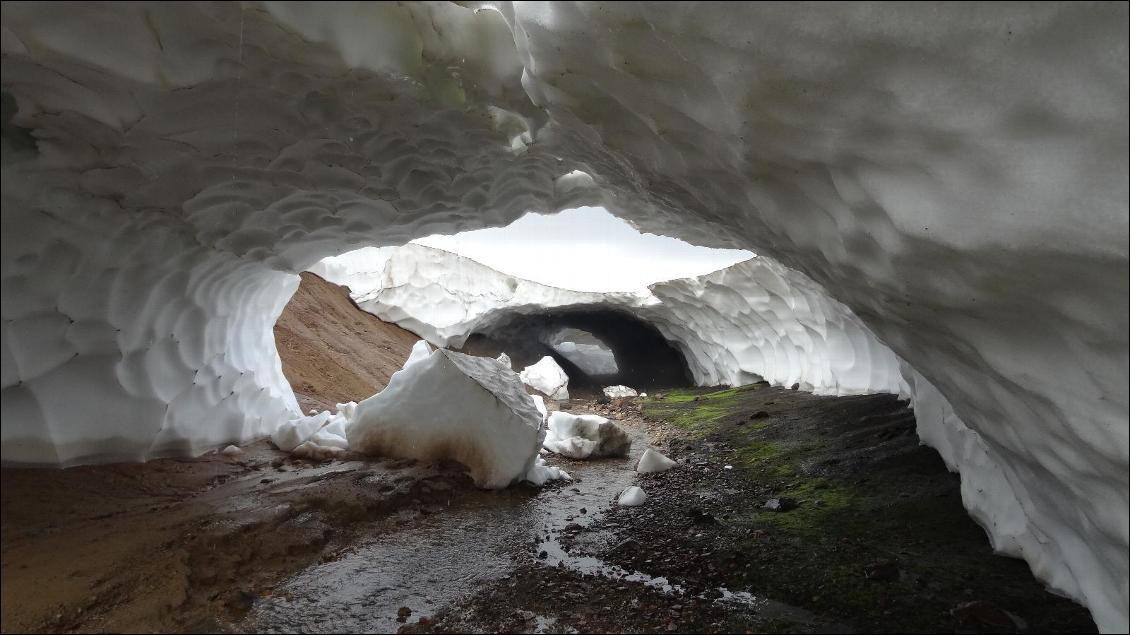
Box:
<box><xmin>351</xmin><ymin>244</ymin><xmax>907</xmax><ymax>397</ymax></box>
<box><xmin>0</xmin><ymin>3</ymin><xmax>1125</xmax><ymax>630</ymax></box>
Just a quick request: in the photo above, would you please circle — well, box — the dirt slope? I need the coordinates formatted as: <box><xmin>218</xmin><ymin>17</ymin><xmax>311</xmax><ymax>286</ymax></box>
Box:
<box><xmin>274</xmin><ymin>272</ymin><xmax>420</xmax><ymax>412</ymax></box>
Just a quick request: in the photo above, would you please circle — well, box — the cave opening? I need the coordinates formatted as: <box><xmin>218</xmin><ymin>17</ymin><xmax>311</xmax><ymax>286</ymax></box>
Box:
<box><xmin>457</xmin><ymin>307</ymin><xmax>694</xmax><ymax>398</ymax></box>
<box><xmin>1</xmin><ymin>3</ymin><xmax>1121</xmax><ymax>631</ymax></box>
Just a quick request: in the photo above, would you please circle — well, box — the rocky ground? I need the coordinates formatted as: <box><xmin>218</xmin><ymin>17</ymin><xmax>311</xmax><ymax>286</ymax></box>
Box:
<box><xmin>406</xmin><ymin>385</ymin><xmax>1097</xmax><ymax>634</ymax></box>
<box><xmin>0</xmin><ymin>386</ymin><xmax>1099</xmax><ymax>633</ymax></box>
<box><xmin>0</xmin><ymin>444</ymin><xmax>483</xmax><ymax>633</ymax></box>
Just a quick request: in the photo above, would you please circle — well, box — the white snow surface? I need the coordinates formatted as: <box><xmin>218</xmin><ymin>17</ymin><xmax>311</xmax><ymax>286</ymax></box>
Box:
<box><xmin>543</xmin><ymin>411</ymin><xmax>631</xmax><ymax>459</ymax></box>
<box><xmin>603</xmin><ymin>386</ymin><xmax>638</xmax><ymax>399</ymax></box>
<box><xmin>0</xmin><ymin>3</ymin><xmax>1125</xmax><ymax>629</ymax></box>
<box><xmin>618</xmin><ymin>486</ymin><xmax>647</xmax><ymax>507</ymax></box>
<box><xmin>553</xmin><ymin>341</ymin><xmax>618</xmax><ymax>376</ymax></box>
<box><xmin>347</xmin><ymin>346</ymin><xmax>545</xmax><ymax>489</ymax></box>
<box><xmin>525</xmin><ymin>455</ymin><xmax>571</xmax><ymax>486</ymax></box>
<box><xmin>636</xmin><ymin>449</ymin><xmax>677</xmax><ymax>474</ymax></box>
<box><xmin>519</xmin><ymin>356</ymin><xmax>570</xmax><ymax>400</ymax></box>
<box><xmin>345</xmin><ymin>245</ymin><xmax>905</xmax><ymax>396</ymax></box>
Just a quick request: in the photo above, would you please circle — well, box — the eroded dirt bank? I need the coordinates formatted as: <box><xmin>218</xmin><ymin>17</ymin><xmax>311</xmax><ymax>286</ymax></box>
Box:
<box><xmin>0</xmin><ymin>442</ymin><xmax>488</xmax><ymax>632</ymax></box>
<box><xmin>274</xmin><ymin>272</ymin><xmax>420</xmax><ymax>413</ymax></box>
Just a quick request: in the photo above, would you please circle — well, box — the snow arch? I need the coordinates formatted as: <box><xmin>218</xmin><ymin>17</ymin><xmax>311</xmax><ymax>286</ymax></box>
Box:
<box><xmin>0</xmin><ymin>3</ymin><xmax>1125</xmax><ymax>630</ymax></box>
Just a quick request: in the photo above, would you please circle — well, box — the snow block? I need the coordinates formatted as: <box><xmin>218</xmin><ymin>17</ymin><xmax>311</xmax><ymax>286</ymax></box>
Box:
<box><xmin>348</xmin><ymin>348</ymin><xmax>544</xmax><ymax>489</ymax></box>
<box><xmin>543</xmin><ymin>411</ymin><xmax>631</xmax><ymax>459</ymax></box>
<box><xmin>618</xmin><ymin>486</ymin><xmax>647</xmax><ymax>506</ymax></box>
<box><xmin>525</xmin><ymin>455</ymin><xmax>571</xmax><ymax>486</ymax></box>
<box><xmin>520</xmin><ymin>356</ymin><xmax>570</xmax><ymax>400</ymax></box>
<box><xmin>636</xmin><ymin>448</ymin><xmax>677</xmax><ymax>474</ymax></box>
<box><xmin>603</xmin><ymin>385</ymin><xmax>638</xmax><ymax>399</ymax></box>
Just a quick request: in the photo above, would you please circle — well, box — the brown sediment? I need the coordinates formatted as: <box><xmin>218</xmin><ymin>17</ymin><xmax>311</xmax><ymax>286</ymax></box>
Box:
<box><xmin>0</xmin><ymin>442</ymin><xmax>477</xmax><ymax>633</ymax></box>
<box><xmin>273</xmin><ymin>271</ymin><xmax>421</xmax><ymax>413</ymax></box>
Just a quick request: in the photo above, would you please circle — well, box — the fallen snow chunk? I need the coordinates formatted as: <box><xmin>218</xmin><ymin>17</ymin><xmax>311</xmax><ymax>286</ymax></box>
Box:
<box><xmin>309</xmin><ymin>428</ymin><xmax>349</xmax><ymax>450</ymax></box>
<box><xmin>348</xmin><ymin>347</ymin><xmax>544</xmax><ymax>488</ymax></box>
<box><xmin>525</xmin><ymin>456</ymin><xmax>572</xmax><ymax>486</ymax></box>
<box><xmin>603</xmin><ymin>385</ymin><xmax>638</xmax><ymax>399</ymax></box>
<box><xmin>637</xmin><ymin>448</ymin><xmax>677</xmax><ymax>473</ymax></box>
<box><xmin>335</xmin><ymin>401</ymin><xmax>358</xmax><ymax>422</ymax></box>
<box><xmin>543</xmin><ymin>411</ymin><xmax>631</xmax><ymax>459</ymax></box>
<box><xmin>496</xmin><ymin>352</ymin><xmax>512</xmax><ymax>369</ymax></box>
<box><xmin>221</xmin><ymin>444</ymin><xmax>244</xmax><ymax>457</ymax></box>
<box><xmin>272</xmin><ymin>411</ymin><xmax>332</xmax><ymax>452</ymax></box>
<box><xmin>520</xmin><ymin>356</ymin><xmax>570</xmax><ymax>400</ymax></box>
<box><xmin>618</xmin><ymin>486</ymin><xmax>648</xmax><ymax>506</ymax></box>
<box><xmin>292</xmin><ymin>440</ymin><xmax>347</xmax><ymax>461</ymax></box>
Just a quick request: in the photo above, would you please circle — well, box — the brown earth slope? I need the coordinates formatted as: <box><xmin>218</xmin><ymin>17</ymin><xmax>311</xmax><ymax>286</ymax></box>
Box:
<box><xmin>274</xmin><ymin>272</ymin><xmax>421</xmax><ymax>412</ymax></box>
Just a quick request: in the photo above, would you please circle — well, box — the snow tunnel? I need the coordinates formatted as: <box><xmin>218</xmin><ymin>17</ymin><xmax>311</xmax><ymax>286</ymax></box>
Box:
<box><xmin>460</xmin><ymin>307</ymin><xmax>694</xmax><ymax>394</ymax></box>
<box><xmin>0</xmin><ymin>2</ymin><xmax>1126</xmax><ymax>631</ymax></box>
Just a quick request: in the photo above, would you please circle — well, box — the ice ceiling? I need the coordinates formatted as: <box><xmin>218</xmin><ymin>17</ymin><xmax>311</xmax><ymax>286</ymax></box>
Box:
<box><xmin>0</xmin><ymin>2</ymin><xmax>1126</xmax><ymax>631</ymax></box>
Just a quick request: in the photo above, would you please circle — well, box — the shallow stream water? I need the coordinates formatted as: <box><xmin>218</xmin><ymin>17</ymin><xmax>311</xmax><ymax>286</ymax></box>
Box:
<box><xmin>244</xmin><ymin>416</ymin><xmax>817</xmax><ymax>633</ymax></box>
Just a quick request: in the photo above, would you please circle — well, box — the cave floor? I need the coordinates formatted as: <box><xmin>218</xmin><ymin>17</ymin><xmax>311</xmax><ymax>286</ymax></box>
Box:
<box><xmin>409</xmin><ymin>385</ymin><xmax>1096</xmax><ymax>634</ymax></box>
<box><xmin>1</xmin><ymin>385</ymin><xmax>1096</xmax><ymax>634</ymax></box>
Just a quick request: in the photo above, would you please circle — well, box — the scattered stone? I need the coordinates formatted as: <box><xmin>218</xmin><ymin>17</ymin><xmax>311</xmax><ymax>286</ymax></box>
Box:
<box><xmin>790</xmin><ymin>383</ymin><xmax>800</xmax><ymax>390</ymax></box>
<box><xmin>950</xmin><ymin>600</ymin><xmax>1025</xmax><ymax>629</ymax></box>
<box><xmin>687</xmin><ymin>507</ymin><xmax>718</xmax><ymax>525</ymax></box>
<box><xmin>762</xmin><ymin>497</ymin><xmax>797</xmax><ymax>512</ymax></box>
<box><xmin>750</xmin><ymin>410</ymin><xmax>769</xmax><ymax>419</ymax></box>
<box><xmin>397</xmin><ymin>606</ymin><xmax>412</xmax><ymax>623</ymax></box>
<box><xmin>538</xmin><ymin>550</ymin><xmax>548</xmax><ymax>560</ymax></box>
<box><xmin>220</xmin><ymin>444</ymin><xmax>244</xmax><ymax>457</ymax></box>
<box><xmin>609</xmin><ymin>538</ymin><xmax>641</xmax><ymax>553</ymax></box>
<box><xmin>863</xmin><ymin>560</ymin><xmax>900</xmax><ymax>582</ymax></box>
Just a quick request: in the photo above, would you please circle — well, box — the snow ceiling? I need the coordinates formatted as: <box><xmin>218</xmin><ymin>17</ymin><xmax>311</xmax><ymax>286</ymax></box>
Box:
<box><xmin>0</xmin><ymin>2</ymin><xmax>1125</xmax><ymax>631</ymax></box>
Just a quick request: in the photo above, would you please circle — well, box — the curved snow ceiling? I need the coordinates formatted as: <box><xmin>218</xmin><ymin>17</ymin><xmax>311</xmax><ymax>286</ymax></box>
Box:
<box><xmin>0</xmin><ymin>2</ymin><xmax>1125</xmax><ymax>630</ymax></box>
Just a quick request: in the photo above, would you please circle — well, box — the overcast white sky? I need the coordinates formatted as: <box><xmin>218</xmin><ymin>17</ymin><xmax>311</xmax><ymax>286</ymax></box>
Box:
<box><xmin>412</xmin><ymin>207</ymin><xmax>752</xmax><ymax>293</ymax></box>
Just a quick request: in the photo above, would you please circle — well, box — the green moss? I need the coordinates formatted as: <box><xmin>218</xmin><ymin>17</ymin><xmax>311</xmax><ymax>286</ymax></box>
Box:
<box><xmin>633</xmin><ymin>385</ymin><xmax>1094</xmax><ymax>633</ymax></box>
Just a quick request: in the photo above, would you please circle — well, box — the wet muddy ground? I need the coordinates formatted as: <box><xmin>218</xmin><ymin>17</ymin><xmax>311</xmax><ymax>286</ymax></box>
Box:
<box><xmin>1</xmin><ymin>385</ymin><xmax>1096</xmax><ymax>633</ymax></box>
<box><xmin>407</xmin><ymin>385</ymin><xmax>1095</xmax><ymax>634</ymax></box>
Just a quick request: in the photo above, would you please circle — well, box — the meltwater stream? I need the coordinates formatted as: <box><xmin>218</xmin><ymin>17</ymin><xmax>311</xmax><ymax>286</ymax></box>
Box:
<box><xmin>244</xmin><ymin>416</ymin><xmax>820</xmax><ymax>633</ymax></box>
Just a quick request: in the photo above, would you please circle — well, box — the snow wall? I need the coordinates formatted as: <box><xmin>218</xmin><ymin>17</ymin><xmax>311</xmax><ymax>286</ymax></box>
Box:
<box><xmin>0</xmin><ymin>3</ymin><xmax>1125</xmax><ymax>630</ymax></box>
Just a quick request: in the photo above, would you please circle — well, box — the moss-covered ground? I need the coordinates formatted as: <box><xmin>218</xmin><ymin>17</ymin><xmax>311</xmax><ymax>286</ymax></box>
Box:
<box><xmin>622</xmin><ymin>383</ymin><xmax>1096</xmax><ymax>633</ymax></box>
